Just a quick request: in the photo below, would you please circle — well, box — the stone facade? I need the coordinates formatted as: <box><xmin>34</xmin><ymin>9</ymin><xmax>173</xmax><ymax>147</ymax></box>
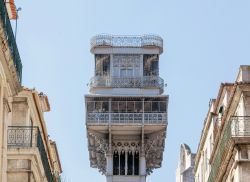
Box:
<box><xmin>85</xmin><ymin>34</ymin><xmax>168</xmax><ymax>182</ymax></box>
<box><xmin>176</xmin><ymin>144</ymin><xmax>195</xmax><ymax>182</ymax></box>
<box><xmin>7</xmin><ymin>89</ymin><xmax>62</xmax><ymax>182</ymax></box>
<box><xmin>195</xmin><ymin>66</ymin><xmax>250</xmax><ymax>182</ymax></box>
<box><xmin>0</xmin><ymin>1</ymin><xmax>62</xmax><ymax>181</ymax></box>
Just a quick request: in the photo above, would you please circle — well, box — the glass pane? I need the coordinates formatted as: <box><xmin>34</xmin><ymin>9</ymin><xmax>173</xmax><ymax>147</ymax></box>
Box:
<box><xmin>120</xmin><ymin>151</ymin><xmax>125</xmax><ymax>175</ymax></box>
<box><xmin>120</xmin><ymin>69</ymin><xmax>127</xmax><ymax>77</ymax></box>
<box><xmin>160</xmin><ymin>101</ymin><xmax>166</xmax><ymax>112</ymax></box>
<box><xmin>144</xmin><ymin>101</ymin><xmax>152</xmax><ymax>112</ymax></box>
<box><xmin>111</xmin><ymin>102</ymin><xmax>119</xmax><ymax>113</ymax></box>
<box><xmin>127</xmin><ymin>68</ymin><xmax>133</xmax><ymax>77</ymax></box>
<box><xmin>87</xmin><ymin>102</ymin><xmax>94</xmax><ymax>112</ymax></box>
<box><xmin>94</xmin><ymin>102</ymin><xmax>102</xmax><ymax>112</ymax></box>
<box><xmin>113</xmin><ymin>151</ymin><xmax>119</xmax><ymax>175</ymax></box>
<box><xmin>135</xmin><ymin>102</ymin><xmax>143</xmax><ymax>113</ymax></box>
<box><xmin>127</xmin><ymin>102</ymin><xmax>134</xmax><ymax>113</ymax></box>
<box><xmin>152</xmin><ymin>102</ymin><xmax>159</xmax><ymax>112</ymax></box>
<box><xmin>102</xmin><ymin>102</ymin><xmax>109</xmax><ymax>112</ymax></box>
<box><xmin>119</xmin><ymin>101</ymin><xmax>126</xmax><ymax>112</ymax></box>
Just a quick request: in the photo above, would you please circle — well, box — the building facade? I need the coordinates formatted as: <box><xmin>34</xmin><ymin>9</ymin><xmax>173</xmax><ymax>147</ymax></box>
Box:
<box><xmin>85</xmin><ymin>34</ymin><xmax>168</xmax><ymax>182</ymax></box>
<box><xmin>176</xmin><ymin>144</ymin><xmax>195</xmax><ymax>182</ymax></box>
<box><xmin>0</xmin><ymin>1</ymin><xmax>62</xmax><ymax>181</ymax></box>
<box><xmin>195</xmin><ymin>66</ymin><xmax>250</xmax><ymax>182</ymax></box>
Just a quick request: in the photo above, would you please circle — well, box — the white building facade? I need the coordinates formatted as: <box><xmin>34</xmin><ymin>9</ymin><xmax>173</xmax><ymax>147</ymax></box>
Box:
<box><xmin>176</xmin><ymin>144</ymin><xmax>195</xmax><ymax>182</ymax></box>
<box><xmin>85</xmin><ymin>34</ymin><xmax>168</xmax><ymax>182</ymax></box>
<box><xmin>195</xmin><ymin>66</ymin><xmax>250</xmax><ymax>182</ymax></box>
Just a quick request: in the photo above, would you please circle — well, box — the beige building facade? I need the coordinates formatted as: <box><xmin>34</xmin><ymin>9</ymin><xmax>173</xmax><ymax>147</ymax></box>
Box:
<box><xmin>0</xmin><ymin>1</ymin><xmax>62</xmax><ymax>181</ymax></box>
<box><xmin>195</xmin><ymin>66</ymin><xmax>250</xmax><ymax>182</ymax></box>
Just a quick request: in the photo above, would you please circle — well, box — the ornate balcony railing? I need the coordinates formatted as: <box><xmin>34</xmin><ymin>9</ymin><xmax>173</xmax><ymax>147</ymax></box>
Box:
<box><xmin>89</xmin><ymin>76</ymin><xmax>164</xmax><ymax>93</ymax></box>
<box><xmin>91</xmin><ymin>34</ymin><xmax>163</xmax><ymax>53</ymax></box>
<box><xmin>0</xmin><ymin>0</ymin><xmax>22</xmax><ymax>82</ymax></box>
<box><xmin>86</xmin><ymin>113</ymin><xmax>167</xmax><ymax>125</ymax></box>
<box><xmin>208</xmin><ymin>116</ymin><xmax>250</xmax><ymax>182</ymax></box>
<box><xmin>7</xmin><ymin>126</ymin><xmax>54</xmax><ymax>182</ymax></box>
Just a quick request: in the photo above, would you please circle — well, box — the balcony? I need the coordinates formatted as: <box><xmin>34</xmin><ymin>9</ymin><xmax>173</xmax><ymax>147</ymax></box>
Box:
<box><xmin>90</xmin><ymin>34</ymin><xmax>163</xmax><ymax>53</ymax></box>
<box><xmin>87</xmin><ymin>112</ymin><xmax>167</xmax><ymax>125</ymax></box>
<box><xmin>89</xmin><ymin>76</ymin><xmax>164</xmax><ymax>94</ymax></box>
<box><xmin>86</xmin><ymin>99</ymin><xmax>167</xmax><ymax>125</ymax></box>
<box><xmin>7</xmin><ymin>126</ymin><xmax>55</xmax><ymax>182</ymax></box>
<box><xmin>208</xmin><ymin>116</ymin><xmax>250</xmax><ymax>182</ymax></box>
<box><xmin>0</xmin><ymin>0</ymin><xmax>22</xmax><ymax>82</ymax></box>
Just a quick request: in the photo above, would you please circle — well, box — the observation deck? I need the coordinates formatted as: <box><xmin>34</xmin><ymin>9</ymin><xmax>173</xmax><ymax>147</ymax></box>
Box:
<box><xmin>89</xmin><ymin>76</ymin><xmax>164</xmax><ymax>94</ymax></box>
<box><xmin>90</xmin><ymin>34</ymin><xmax>163</xmax><ymax>54</ymax></box>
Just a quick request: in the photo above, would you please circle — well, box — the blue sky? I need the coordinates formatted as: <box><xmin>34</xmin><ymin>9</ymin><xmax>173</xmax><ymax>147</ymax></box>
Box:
<box><xmin>14</xmin><ymin>0</ymin><xmax>250</xmax><ymax>181</ymax></box>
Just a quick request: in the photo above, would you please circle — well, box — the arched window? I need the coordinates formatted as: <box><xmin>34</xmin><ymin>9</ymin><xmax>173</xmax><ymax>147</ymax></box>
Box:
<box><xmin>134</xmin><ymin>152</ymin><xmax>139</xmax><ymax>175</ymax></box>
<box><xmin>113</xmin><ymin>151</ymin><xmax>119</xmax><ymax>175</ymax></box>
<box><xmin>127</xmin><ymin>152</ymin><xmax>133</xmax><ymax>175</ymax></box>
<box><xmin>120</xmin><ymin>151</ymin><xmax>125</xmax><ymax>175</ymax></box>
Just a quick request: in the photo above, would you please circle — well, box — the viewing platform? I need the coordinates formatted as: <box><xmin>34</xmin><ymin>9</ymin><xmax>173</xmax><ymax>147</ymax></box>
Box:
<box><xmin>90</xmin><ymin>34</ymin><xmax>163</xmax><ymax>54</ymax></box>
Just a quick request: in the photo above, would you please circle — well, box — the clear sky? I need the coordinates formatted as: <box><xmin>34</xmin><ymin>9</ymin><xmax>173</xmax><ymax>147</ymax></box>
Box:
<box><xmin>13</xmin><ymin>0</ymin><xmax>250</xmax><ymax>181</ymax></box>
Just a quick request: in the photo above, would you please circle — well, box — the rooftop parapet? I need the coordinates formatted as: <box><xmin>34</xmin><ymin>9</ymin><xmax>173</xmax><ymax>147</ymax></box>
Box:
<box><xmin>90</xmin><ymin>34</ymin><xmax>163</xmax><ymax>54</ymax></box>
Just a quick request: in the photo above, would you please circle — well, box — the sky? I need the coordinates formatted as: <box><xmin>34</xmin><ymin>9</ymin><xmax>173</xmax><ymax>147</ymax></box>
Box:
<box><xmin>13</xmin><ymin>0</ymin><xmax>250</xmax><ymax>181</ymax></box>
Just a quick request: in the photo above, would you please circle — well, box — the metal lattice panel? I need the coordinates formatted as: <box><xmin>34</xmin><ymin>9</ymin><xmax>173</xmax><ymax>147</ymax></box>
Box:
<box><xmin>91</xmin><ymin>34</ymin><xmax>163</xmax><ymax>52</ymax></box>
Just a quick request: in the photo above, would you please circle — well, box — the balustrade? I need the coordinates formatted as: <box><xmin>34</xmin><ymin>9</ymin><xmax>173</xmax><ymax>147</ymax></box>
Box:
<box><xmin>208</xmin><ymin>116</ymin><xmax>250</xmax><ymax>182</ymax></box>
<box><xmin>7</xmin><ymin>126</ymin><xmax>55</xmax><ymax>182</ymax></box>
<box><xmin>91</xmin><ymin>34</ymin><xmax>163</xmax><ymax>52</ymax></box>
<box><xmin>89</xmin><ymin>76</ymin><xmax>164</xmax><ymax>93</ymax></box>
<box><xmin>87</xmin><ymin>113</ymin><xmax>167</xmax><ymax>125</ymax></box>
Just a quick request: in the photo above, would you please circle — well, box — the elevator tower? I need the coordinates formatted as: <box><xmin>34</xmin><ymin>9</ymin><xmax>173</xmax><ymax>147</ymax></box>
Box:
<box><xmin>85</xmin><ymin>34</ymin><xmax>168</xmax><ymax>182</ymax></box>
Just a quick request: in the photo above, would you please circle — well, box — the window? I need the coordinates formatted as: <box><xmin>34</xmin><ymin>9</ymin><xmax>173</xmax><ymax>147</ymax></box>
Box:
<box><xmin>134</xmin><ymin>152</ymin><xmax>139</xmax><ymax>175</ymax></box>
<box><xmin>209</xmin><ymin>135</ymin><xmax>213</xmax><ymax>156</ymax></box>
<box><xmin>204</xmin><ymin>149</ymin><xmax>208</xmax><ymax>172</ymax></box>
<box><xmin>120</xmin><ymin>151</ymin><xmax>125</xmax><ymax>175</ymax></box>
<box><xmin>112</xmin><ymin>150</ymin><xmax>140</xmax><ymax>176</ymax></box>
<box><xmin>120</xmin><ymin>68</ymin><xmax>133</xmax><ymax>77</ymax></box>
<box><xmin>112</xmin><ymin>54</ymin><xmax>141</xmax><ymax>78</ymax></box>
<box><xmin>113</xmin><ymin>151</ymin><xmax>119</xmax><ymax>175</ymax></box>
<box><xmin>127</xmin><ymin>152</ymin><xmax>133</xmax><ymax>175</ymax></box>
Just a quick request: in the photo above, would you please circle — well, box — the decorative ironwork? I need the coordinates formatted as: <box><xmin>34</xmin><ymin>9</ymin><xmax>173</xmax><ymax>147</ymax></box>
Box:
<box><xmin>91</xmin><ymin>34</ymin><xmax>163</xmax><ymax>53</ymax></box>
<box><xmin>145</xmin><ymin>131</ymin><xmax>166</xmax><ymax>174</ymax></box>
<box><xmin>89</xmin><ymin>76</ymin><xmax>164</xmax><ymax>93</ymax></box>
<box><xmin>113</xmin><ymin>55</ymin><xmax>140</xmax><ymax>67</ymax></box>
<box><xmin>88</xmin><ymin>132</ymin><xmax>108</xmax><ymax>174</ymax></box>
<box><xmin>207</xmin><ymin>116</ymin><xmax>250</xmax><ymax>182</ymax></box>
<box><xmin>231</xmin><ymin>116</ymin><xmax>250</xmax><ymax>136</ymax></box>
<box><xmin>7</xmin><ymin>126</ymin><xmax>54</xmax><ymax>182</ymax></box>
<box><xmin>87</xmin><ymin>113</ymin><xmax>167</xmax><ymax>125</ymax></box>
<box><xmin>0</xmin><ymin>1</ymin><xmax>22</xmax><ymax>82</ymax></box>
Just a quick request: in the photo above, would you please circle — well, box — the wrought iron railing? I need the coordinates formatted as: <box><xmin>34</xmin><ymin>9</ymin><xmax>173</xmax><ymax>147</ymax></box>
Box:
<box><xmin>207</xmin><ymin>116</ymin><xmax>250</xmax><ymax>182</ymax></box>
<box><xmin>7</xmin><ymin>126</ymin><xmax>54</xmax><ymax>182</ymax></box>
<box><xmin>0</xmin><ymin>0</ymin><xmax>22</xmax><ymax>82</ymax></box>
<box><xmin>90</xmin><ymin>34</ymin><xmax>163</xmax><ymax>52</ymax></box>
<box><xmin>86</xmin><ymin>113</ymin><xmax>167</xmax><ymax>125</ymax></box>
<box><xmin>231</xmin><ymin>116</ymin><xmax>250</xmax><ymax>136</ymax></box>
<box><xmin>89</xmin><ymin>76</ymin><xmax>164</xmax><ymax>93</ymax></box>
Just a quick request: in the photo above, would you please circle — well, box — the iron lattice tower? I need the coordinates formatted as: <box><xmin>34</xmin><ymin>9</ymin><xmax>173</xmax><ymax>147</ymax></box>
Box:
<box><xmin>85</xmin><ymin>34</ymin><xmax>168</xmax><ymax>182</ymax></box>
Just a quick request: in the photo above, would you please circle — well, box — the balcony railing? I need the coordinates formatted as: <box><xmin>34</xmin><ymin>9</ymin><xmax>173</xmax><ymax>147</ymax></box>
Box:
<box><xmin>89</xmin><ymin>76</ymin><xmax>164</xmax><ymax>93</ymax></box>
<box><xmin>208</xmin><ymin>116</ymin><xmax>250</xmax><ymax>182</ymax></box>
<box><xmin>90</xmin><ymin>34</ymin><xmax>163</xmax><ymax>53</ymax></box>
<box><xmin>7</xmin><ymin>126</ymin><xmax>54</xmax><ymax>182</ymax></box>
<box><xmin>0</xmin><ymin>0</ymin><xmax>22</xmax><ymax>82</ymax></box>
<box><xmin>86</xmin><ymin>113</ymin><xmax>167</xmax><ymax>125</ymax></box>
